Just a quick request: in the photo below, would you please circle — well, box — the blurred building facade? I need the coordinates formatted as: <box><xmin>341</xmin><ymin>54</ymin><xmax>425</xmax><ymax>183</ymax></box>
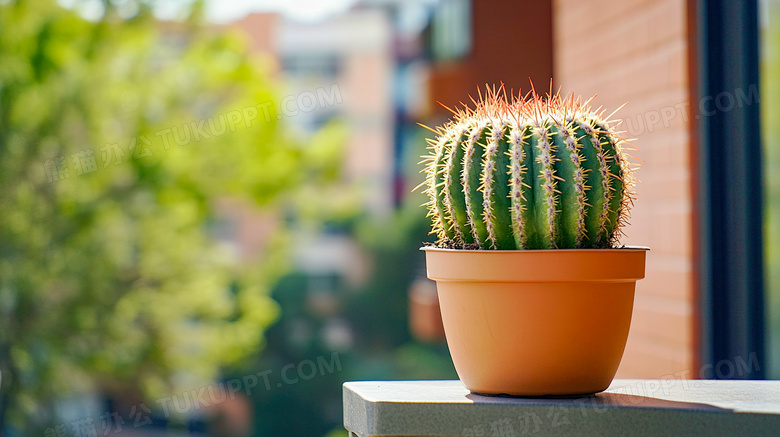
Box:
<box><xmin>235</xmin><ymin>8</ymin><xmax>394</xmax><ymax>218</ymax></box>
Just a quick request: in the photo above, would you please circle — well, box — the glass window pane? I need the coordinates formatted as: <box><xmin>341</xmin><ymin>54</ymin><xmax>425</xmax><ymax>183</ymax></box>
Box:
<box><xmin>761</xmin><ymin>0</ymin><xmax>780</xmax><ymax>379</ymax></box>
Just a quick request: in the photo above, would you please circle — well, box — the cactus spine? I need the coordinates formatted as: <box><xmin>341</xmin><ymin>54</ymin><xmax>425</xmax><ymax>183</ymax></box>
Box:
<box><xmin>423</xmin><ymin>87</ymin><xmax>635</xmax><ymax>250</ymax></box>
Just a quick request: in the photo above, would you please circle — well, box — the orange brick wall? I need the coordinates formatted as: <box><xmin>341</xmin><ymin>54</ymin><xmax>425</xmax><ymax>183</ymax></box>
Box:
<box><xmin>554</xmin><ymin>0</ymin><xmax>696</xmax><ymax>378</ymax></box>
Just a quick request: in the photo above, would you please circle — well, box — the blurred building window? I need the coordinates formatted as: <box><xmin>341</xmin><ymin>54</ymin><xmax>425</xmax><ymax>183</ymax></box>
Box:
<box><xmin>281</xmin><ymin>54</ymin><xmax>341</xmax><ymax>80</ymax></box>
<box><xmin>430</xmin><ymin>0</ymin><xmax>471</xmax><ymax>61</ymax></box>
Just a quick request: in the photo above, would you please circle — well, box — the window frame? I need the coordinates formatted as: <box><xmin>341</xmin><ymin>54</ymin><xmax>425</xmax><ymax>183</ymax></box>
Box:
<box><xmin>694</xmin><ymin>0</ymin><xmax>766</xmax><ymax>378</ymax></box>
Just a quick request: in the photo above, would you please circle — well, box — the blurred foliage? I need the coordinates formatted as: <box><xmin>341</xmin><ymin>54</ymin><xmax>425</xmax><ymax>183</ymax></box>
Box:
<box><xmin>239</xmin><ymin>201</ymin><xmax>456</xmax><ymax>437</ymax></box>
<box><xmin>762</xmin><ymin>1</ymin><xmax>780</xmax><ymax>379</ymax></box>
<box><xmin>234</xmin><ymin>126</ymin><xmax>457</xmax><ymax>436</ymax></box>
<box><xmin>0</xmin><ymin>0</ymin><xmax>345</xmax><ymax>433</ymax></box>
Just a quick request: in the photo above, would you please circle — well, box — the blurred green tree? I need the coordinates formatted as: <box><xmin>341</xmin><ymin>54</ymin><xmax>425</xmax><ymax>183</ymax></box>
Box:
<box><xmin>0</xmin><ymin>0</ymin><xmax>345</xmax><ymax>433</ymax></box>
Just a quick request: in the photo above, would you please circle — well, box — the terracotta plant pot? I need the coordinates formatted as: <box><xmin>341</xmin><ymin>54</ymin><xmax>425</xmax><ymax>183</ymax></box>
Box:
<box><xmin>423</xmin><ymin>247</ymin><xmax>647</xmax><ymax>397</ymax></box>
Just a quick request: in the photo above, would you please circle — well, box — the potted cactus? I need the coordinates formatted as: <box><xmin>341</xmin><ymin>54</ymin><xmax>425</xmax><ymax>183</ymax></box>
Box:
<box><xmin>420</xmin><ymin>86</ymin><xmax>647</xmax><ymax>396</ymax></box>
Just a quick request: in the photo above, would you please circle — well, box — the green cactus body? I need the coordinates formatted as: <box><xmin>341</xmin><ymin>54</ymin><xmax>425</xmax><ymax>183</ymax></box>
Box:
<box><xmin>423</xmin><ymin>88</ymin><xmax>634</xmax><ymax>250</ymax></box>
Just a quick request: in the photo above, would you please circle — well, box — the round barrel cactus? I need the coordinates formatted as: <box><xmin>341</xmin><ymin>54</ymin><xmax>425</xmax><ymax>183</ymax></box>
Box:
<box><xmin>422</xmin><ymin>87</ymin><xmax>636</xmax><ymax>250</ymax></box>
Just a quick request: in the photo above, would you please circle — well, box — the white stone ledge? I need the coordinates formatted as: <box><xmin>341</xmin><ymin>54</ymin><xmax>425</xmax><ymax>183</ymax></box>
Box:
<box><xmin>343</xmin><ymin>379</ymin><xmax>780</xmax><ymax>436</ymax></box>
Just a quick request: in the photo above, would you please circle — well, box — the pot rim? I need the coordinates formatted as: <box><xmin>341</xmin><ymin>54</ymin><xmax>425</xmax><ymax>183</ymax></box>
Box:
<box><xmin>423</xmin><ymin>245</ymin><xmax>649</xmax><ymax>282</ymax></box>
<box><xmin>420</xmin><ymin>245</ymin><xmax>650</xmax><ymax>253</ymax></box>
